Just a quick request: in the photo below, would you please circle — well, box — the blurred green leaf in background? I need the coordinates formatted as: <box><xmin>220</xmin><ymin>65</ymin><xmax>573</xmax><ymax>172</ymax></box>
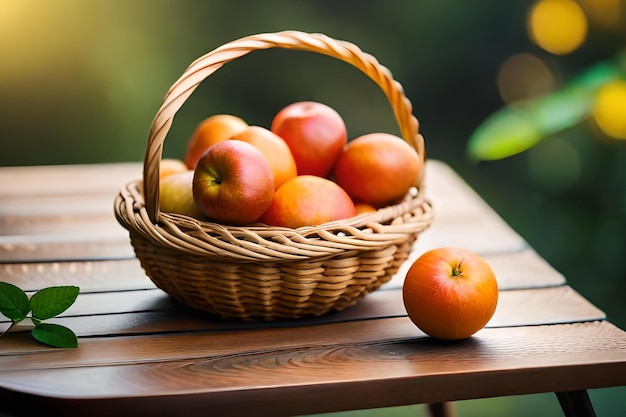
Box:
<box><xmin>468</xmin><ymin>52</ymin><xmax>626</xmax><ymax>160</ymax></box>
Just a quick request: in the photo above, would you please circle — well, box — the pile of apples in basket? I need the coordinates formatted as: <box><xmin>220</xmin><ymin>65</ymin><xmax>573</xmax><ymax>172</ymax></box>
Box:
<box><xmin>158</xmin><ymin>100</ymin><xmax>421</xmax><ymax>227</ymax></box>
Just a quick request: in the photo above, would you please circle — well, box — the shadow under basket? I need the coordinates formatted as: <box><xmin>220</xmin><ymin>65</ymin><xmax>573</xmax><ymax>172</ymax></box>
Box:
<box><xmin>114</xmin><ymin>30</ymin><xmax>435</xmax><ymax>321</ymax></box>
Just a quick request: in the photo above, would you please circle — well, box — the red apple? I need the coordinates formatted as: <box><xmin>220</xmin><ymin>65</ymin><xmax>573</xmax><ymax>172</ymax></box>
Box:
<box><xmin>270</xmin><ymin>101</ymin><xmax>347</xmax><ymax>178</ymax></box>
<box><xmin>192</xmin><ymin>140</ymin><xmax>274</xmax><ymax>225</ymax></box>
<box><xmin>402</xmin><ymin>247</ymin><xmax>499</xmax><ymax>340</ymax></box>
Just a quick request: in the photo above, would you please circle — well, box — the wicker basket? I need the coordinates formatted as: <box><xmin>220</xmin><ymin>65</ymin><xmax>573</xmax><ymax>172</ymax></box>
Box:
<box><xmin>114</xmin><ymin>30</ymin><xmax>434</xmax><ymax>321</ymax></box>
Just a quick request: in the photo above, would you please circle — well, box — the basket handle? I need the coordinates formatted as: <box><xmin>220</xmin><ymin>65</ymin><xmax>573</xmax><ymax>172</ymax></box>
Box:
<box><xmin>144</xmin><ymin>30</ymin><xmax>424</xmax><ymax>223</ymax></box>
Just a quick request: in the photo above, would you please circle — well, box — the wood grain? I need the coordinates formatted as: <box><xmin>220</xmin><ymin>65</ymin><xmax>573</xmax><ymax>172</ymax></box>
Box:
<box><xmin>0</xmin><ymin>321</ymin><xmax>624</xmax><ymax>417</ymax></box>
<box><xmin>0</xmin><ymin>286</ymin><xmax>606</xmax><ymax>358</ymax></box>
<box><xmin>0</xmin><ymin>162</ymin><xmax>141</xmax><ymax>197</ymax></box>
<box><xmin>0</xmin><ymin>259</ymin><xmax>155</xmax><ymax>292</ymax></box>
<box><xmin>0</xmin><ymin>233</ymin><xmax>135</xmax><ymax>262</ymax></box>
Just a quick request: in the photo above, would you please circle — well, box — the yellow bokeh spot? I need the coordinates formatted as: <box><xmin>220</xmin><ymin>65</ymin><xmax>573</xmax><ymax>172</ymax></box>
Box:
<box><xmin>528</xmin><ymin>0</ymin><xmax>588</xmax><ymax>55</ymax></box>
<box><xmin>593</xmin><ymin>81</ymin><xmax>626</xmax><ymax>140</ymax></box>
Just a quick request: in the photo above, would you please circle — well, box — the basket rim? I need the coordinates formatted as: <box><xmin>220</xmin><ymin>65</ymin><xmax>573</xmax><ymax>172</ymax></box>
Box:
<box><xmin>114</xmin><ymin>177</ymin><xmax>434</xmax><ymax>262</ymax></box>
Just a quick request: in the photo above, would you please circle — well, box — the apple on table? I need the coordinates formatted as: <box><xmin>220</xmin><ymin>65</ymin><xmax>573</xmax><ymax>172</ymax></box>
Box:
<box><xmin>402</xmin><ymin>247</ymin><xmax>499</xmax><ymax>341</ymax></box>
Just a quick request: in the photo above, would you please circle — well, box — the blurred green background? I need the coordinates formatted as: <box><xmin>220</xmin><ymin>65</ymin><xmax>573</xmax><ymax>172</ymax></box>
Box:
<box><xmin>1</xmin><ymin>0</ymin><xmax>625</xmax><ymax>415</ymax></box>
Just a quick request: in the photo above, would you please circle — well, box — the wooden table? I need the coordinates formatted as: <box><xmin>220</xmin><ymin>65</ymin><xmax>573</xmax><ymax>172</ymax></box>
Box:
<box><xmin>1</xmin><ymin>160</ymin><xmax>625</xmax><ymax>417</ymax></box>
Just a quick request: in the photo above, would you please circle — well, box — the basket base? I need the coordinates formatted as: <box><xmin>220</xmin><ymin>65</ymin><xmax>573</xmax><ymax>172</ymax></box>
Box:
<box><xmin>130</xmin><ymin>233</ymin><xmax>416</xmax><ymax>321</ymax></box>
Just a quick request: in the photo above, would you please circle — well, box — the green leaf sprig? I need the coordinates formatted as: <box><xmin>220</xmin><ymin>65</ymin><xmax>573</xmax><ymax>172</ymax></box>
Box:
<box><xmin>467</xmin><ymin>50</ymin><xmax>626</xmax><ymax>161</ymax></box>
<box><xmin>0</xmin><ymin>282</ymin><xmax>79</xmax><ymax>348</ymax></box>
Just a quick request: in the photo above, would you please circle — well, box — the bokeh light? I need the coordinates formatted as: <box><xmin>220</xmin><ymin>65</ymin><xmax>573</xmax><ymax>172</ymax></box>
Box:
<box><xmin>592</xmin><ymin>80</ymin><xmax>626</xmax><ymax>140</ymax></box>
<box><xmin>497</xmin><ymin>53</ymin><xmax>555</xmax><ymax>104</ymax></box>
<box><xmin>527</xmin><ymin>0</ymin><xmax>588</xmax><ymax>55</ymax></box>
<box><xmin>578</xmin><ymin>0</ymin><xmax>623</xmax><ymax>31</ymax></box>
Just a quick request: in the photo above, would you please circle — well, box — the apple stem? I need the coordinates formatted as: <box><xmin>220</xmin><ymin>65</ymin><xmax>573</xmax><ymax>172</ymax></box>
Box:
<box><xmin>451</xmin><ymin>259</ymin><xmax>464</xmax><ymax>277</ymax></box>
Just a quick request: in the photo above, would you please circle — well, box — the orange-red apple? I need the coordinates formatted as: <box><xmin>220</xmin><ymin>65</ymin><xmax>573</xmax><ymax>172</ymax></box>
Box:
<box><xmin>159</xmin><ymin>170</ymin><xmax>205</xmax><ymax>219</ymax></box>
<box><xmin>184</xmin><ymin>114</ymin><xmax>248</xmax><ymax>169</ymax></box>
<box><xmin>229</xmin><ymin>126</ymin><xmax>298</xmax><ymax>189</ymax></box>
<box><xmin>403</xmin><ymin>247</ymin><xmax>499</xmax><ymax>340</ymax></box>
<box><xmin>259</xmin><ymin>175</ymin><xmax>356</xmax><ymax>228</ymax></box>
<box><xmin>192</xmin><ymin>140</ymin><xmax>274</xmax><ymax>225</ymax></box>
<box><xmin>333</xmin><ymin>133</ymin><xmax>422</xmax><ymax>207</ymax></box>
<box><xmin>270</xmin><ymin>101</ymin><xmax>347</xmax><ymax>178</ymax></box>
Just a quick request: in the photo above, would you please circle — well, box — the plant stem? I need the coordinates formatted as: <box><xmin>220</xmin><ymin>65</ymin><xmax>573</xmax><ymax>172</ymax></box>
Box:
<box><xmin>0</xmin><ymin>321</ymin><xmax>17</xmax><ymax>338</ymax></box>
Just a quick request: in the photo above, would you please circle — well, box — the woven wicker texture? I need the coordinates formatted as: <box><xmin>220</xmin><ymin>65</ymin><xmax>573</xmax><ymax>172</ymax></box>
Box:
<box><xmin>114</xmin><ymin>30</ymin><xmax>434</xmax><ymax>321</ymax></box>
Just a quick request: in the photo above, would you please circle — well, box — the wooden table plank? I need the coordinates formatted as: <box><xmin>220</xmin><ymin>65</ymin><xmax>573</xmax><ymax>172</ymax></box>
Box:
<box><xmin>0</xmin><ymin>259</ymin><xmax>156</xmax><ymax>292</ymax></box>
<box><xmin>0</xmin><ymin>194</ymin><xmax>118</xmax><ymax>217</ymax></box>
<box><xmin>0</xmin><ymin>232</ymin><xmax>135</xmax><ymax>262</ymax></box>
<box><xmin>0</xmin><ymin>247</ymin><xmax>564</xmax><ymax>294</ymax></box>
<box><xmin>0</xmin><ymin>285</ymin><xmax>606</xmax><ymax>358</ymax></box>
<box><xmin>0</xmin><ymin>163</ymin><xmax>141</xmax><ymax>198</ymax></box>
<box><xmin>0</xmin><ymin>321</ymin><xmax>625</xmax><ymax>417</ymax></box>
<box><xmin>0</xmin><ymin>209</ymin><xmax>119</xmax><ymax>236</ymax></box>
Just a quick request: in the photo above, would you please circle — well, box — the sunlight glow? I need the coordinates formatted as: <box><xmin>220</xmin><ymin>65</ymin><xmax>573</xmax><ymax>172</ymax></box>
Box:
<box><xmin>0</xmin><ymin>0</ymin><xmax>92</xmax><ymax>80</ymax></box>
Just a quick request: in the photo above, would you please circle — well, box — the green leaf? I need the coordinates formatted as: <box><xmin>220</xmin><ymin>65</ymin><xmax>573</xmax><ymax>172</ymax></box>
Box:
<box><xmin>30</xmin><ymin>286</ymin><xmax>79</xmax><ymax>320</ymax></box>
<box><xmin>467</xmin><ymin>56</ymin><xmax>625</xmax><ymax>161</ymax></box>
<box><xmin>31</xmin><ymin>323</ymin><xmax>78</xmax><ymax>348</ymax></box>
<box><xmin>528</xmin><ymin>88</ymin><xmax>594</xmax><ymax>135</ymax></box>
<box><xmin>468</xmin><ymin>107</ymin><xmax>542</xmax><ymax>161</ymax></box>
<box><xmin>0</xmin><ymin>282</ymin><xmax>30</xmax><ymax>322</ymax></box>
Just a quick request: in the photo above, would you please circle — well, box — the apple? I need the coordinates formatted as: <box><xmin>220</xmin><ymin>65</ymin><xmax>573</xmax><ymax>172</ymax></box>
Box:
<box><xmin>333</xmin><ymin>133</ymin><xmax>422</xmax><ymax>207</ymax></box>
<box><xmin>270</xmin><ymin>101</ymin><xmax>347</xmax><ymax>178</ymax></box>
<box><xmin>402</xmin><ymin>247</ymin><xmax>499</xmax><ymax>340</ymax></box>
<box><xmin>192</xmin><ymin>140</ymin><xmax>274</xmax><ymax>225</ymax></box>
<box><xmin>259</xmin><ymin>175</ymin><xmax>356</xmax><ymax>228</ymax></box>
<box><xmin>354</xmin><ymin>202</ymin><xmax>377</xmax><ymax>215</ymax></box>
<box><xmin>159</xmin><ymin>170</ymin><xmax>205</xmax><ymax>219</ymax></box>
<box><xmin>229</xmin><ymin>126</ymin><xmax>298</xmax><ymax>189</ymax></box>
<box><xmin>184</xmin><ymin>114</ymin><xmax>248</xmax><ymax>170</ymax></box>
<box><xmin>159</xmin><ymin>158</ymin><xmax>188</xmax><ymax>180</ymax></box>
